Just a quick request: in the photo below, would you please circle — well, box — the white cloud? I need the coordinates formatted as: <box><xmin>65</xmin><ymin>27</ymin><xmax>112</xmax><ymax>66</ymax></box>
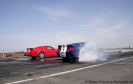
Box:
<box><xmin>78</xmin><ymin>17</ymin><xmax>133</xmax><ymax>48</ymax></box>
<box><xmin>35</xmin><ymin>6</ymin><xmax>73</xmax><ymax>21</ymax></box>
<box><xmin>91</xmin><ymin>17</ymin><xmax>105</xmax><ymax>25</ymax></box>
<box><xmin>78</xmin><ymin>17</ymin><xmax>106</xmax><ymax>29</ymax></box>
<box><xmin>78</xmin><ymin>17</ymin><xmax>126</xmax><ymax>33</ymax></box>
<box><xmin>47</xmin><ymin>16</ymin><xmax>58</xmax><ymax>21</ymax></box>
<box><xmin>95</xmin><ymin>22</ymin><xmax>126</xmax><ymax>34</ymax></box>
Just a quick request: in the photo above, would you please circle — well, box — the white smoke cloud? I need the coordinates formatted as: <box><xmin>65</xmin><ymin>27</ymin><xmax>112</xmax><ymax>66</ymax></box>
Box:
<box><xmin>79</xmin><ymin>42</ymin><xmax>107</xmax><ymax>62</ymax></box>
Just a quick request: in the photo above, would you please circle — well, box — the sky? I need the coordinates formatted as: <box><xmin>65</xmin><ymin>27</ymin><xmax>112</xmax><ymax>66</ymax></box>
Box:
<box><xmin>0</xmin><ymin>0</ymin><xmax>133</xmax><ymax>52</ymax></box>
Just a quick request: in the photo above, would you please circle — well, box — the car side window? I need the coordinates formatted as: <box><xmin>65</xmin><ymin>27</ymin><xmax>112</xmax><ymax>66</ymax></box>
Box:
<box><xmin>46</xmin><ymin>46</ymin><xmax>54</xmax><ymax>50</ymax></box>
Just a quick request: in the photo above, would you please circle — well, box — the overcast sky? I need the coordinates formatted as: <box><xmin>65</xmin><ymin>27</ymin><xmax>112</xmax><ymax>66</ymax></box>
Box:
<box><xmin>0</xmin><ymin>0</ymin><xmax>133</xmax><ymax>52</ymax></box>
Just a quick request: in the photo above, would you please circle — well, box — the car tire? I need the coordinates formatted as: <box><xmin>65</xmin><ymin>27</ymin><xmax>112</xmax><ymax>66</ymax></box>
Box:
<box><xmin>62</xmin><ymin>57</ymin><xmax>69</xmax><ymax>62</ymax></box>
<box><xmin>73</xmin><ymin>58</ymin><xmax>79</xmax><ymax>62</ymax></box>
<box><xmin>38</xmin><ymin>52</ymin><xmax>45</xmax><ymax>59</ymax></box>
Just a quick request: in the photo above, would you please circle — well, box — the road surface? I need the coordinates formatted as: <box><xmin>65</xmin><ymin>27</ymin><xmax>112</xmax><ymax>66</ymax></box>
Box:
<box><xmin>0</xmin><ymin>52</ymin><xmax>133</xmax><ymax>84</ymax></box>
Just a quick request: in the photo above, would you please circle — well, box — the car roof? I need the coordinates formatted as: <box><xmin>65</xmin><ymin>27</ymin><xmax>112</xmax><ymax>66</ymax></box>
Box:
<box><xmin>67</xmin><ymin>42</ymin><xmax>85</xmax><ymax>46</ymax></box>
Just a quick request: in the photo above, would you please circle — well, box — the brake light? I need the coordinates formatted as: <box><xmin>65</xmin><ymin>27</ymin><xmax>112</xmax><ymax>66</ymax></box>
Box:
<box><xmin>68</xmin><ymin>47</ymin><xmax>73</xmax><ymax>51</ymax></box>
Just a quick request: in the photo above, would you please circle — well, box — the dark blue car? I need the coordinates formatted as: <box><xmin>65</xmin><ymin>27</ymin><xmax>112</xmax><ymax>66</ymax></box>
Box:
<box><xmin>57</xmin><ymin>42</ymin><xmax>103</xmax><ymax>62</ymax></box>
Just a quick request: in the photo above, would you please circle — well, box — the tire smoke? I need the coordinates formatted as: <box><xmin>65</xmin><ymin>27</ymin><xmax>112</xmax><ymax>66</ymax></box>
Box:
<box><xmin>79</xmin><ymin>42</ymin><xmax>107</xmax><ymax>62</ymax></box>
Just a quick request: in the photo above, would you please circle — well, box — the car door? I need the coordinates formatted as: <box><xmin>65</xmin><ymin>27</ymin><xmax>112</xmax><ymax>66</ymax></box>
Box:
<box><xmin>45</xmin><ymin>46</ymin><xmax>57</xmax><ymax>57</ymax></box>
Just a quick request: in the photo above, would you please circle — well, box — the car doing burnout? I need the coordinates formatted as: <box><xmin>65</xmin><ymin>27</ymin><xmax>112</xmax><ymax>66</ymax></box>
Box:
<box><xmin>25</xmin><ymin>46</ymin><xmax>57</xmax><ymax>59</ymax></box>
<box><xmin>57</xmin><ymin>42</ymin><xmax>103</xmax><ymax>62</ymax></box>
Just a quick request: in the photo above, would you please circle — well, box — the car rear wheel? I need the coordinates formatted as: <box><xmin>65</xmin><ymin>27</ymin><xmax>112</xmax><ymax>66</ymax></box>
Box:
<box><xmin>38</xmin><ymin>52</ymin><xmax>45</xmax><ymax>59</ymax></box>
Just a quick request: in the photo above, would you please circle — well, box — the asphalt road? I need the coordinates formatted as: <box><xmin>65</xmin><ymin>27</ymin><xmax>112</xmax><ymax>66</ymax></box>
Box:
<box><xmin>0</xmin><ymin>52</ymin><xmax>133</xmax><ymax>84</ymax></box>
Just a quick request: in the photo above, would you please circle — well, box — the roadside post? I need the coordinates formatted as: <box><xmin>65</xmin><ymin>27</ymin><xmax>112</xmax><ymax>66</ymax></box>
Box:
<box><xmin>3</xmin><ymin>50</ymin><xmax>4</xmax><ymax>58</ymax></box>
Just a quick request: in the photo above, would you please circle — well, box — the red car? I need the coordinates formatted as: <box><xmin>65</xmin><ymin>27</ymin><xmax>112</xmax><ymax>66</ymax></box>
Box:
<box><xmin>25</xmin><ymin>46</ymin><xmax>57</xmax><ymax>59</ymax></box>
